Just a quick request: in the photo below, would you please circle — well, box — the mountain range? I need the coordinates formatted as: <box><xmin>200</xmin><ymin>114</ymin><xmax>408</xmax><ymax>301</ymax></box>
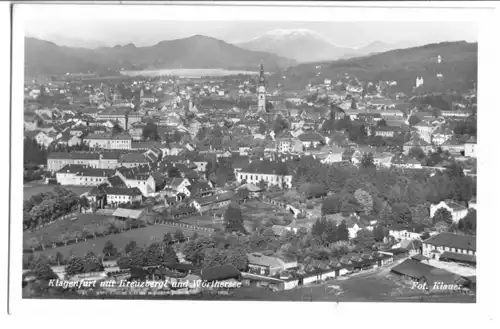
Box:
<box><xmin>236</xmin><ymin>29</ymin><xmax>419</xmax><ymax>63</ymax></box>
<box><xmin>24</xmin><ymin>35</ymin><xmax>295</xmax><ymax>76</ymax></box>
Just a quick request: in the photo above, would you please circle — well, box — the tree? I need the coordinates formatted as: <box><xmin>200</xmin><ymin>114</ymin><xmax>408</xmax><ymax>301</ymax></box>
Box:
<box><xmin>225</xmin><ymin>247</ymin><xmax>249</xmax><ymax>271</ymax></box>
<box><xmin>33</xmin><ymin>261</ymin><xmax>58</xmax><ymax>281</ymax></box>
<box><xmin>299</xmin><ymin>183</ymin><xmax>327</xmax><ymax>199</ymax></box>
<box><xmin>144</xmin><ymin>243</ymin><xmax>163</xmax><ymax>266</ymax></box>
<box><xmin>408</xmin><ymin>146</ymin><xmax>426</xmax><ymax>161</ymax></box>
<box><xmin>392</xmin><ymin>202</ymin><xmax>413</xmax><ymax>224</ymax></box>
<box><xmin>372</xmin><ymin>225</ymin><xmax>386</xmax><ymax>242</ymax></box>
<box><xmin>458</xmin><ymin>209</ymin><xmax>476</xmax><ymax>235</ymax></box>
<box><xmin>377</xmin><ymin>119</ymin><xmax>387</xmax><ymax>127</ymax></box>
<box><xmin>117</xmin><ymin>255</ymin><xmax>132</xmax><ymax>269</ymax></box>
<box><xmin>79</xmin><ymin>196</ymin><xmax>89</xmax><ymax>209</ymax></box>
<box><xmin>337</xmin><ymin>220</ymin><xmax>350</xmax><ymax>242</ymax></box>
<box><xmin>432</xmin><ymin>207</ymin><xmax>453</xmax><ymax>225</ymax></box>
<box><xmin>129</xmin><ymin>247</ymin><xmax>145</xmax><ymax>267</ymax></box>
<box><xmin>112</xmin><ymin>124</ymin><xmax>123</xmax><ymax>135</ymax></box>
<box><xmin>258</xmin><ymin>122</ymin><xmax>268</xmax><ymax>134</ymax></box>
<box><xmin>102</xmin><ymin>240</ymin><xmax>117</xmax><ymax>257</ymax></box>
<box><xmin>258</xmin><ymin>179</ymin><xmax>268</xmax><ymax>191</ymax></box>
<box><xmin>354</xmin><ymin>229</ymin><xmax>376</xmax><ymax>250</ymax></box>
<box><xmin>196</xmin><ymin>127</ymin><xmax>209</xmax><ymax>141</ymax></box>
<box><xmin>351</xmin><ymin>98</ymin><xmax>357</xmax><ymax>109</ymax></box>
<box><xmin>408</xmin><ymin>115</ymin><xmax>422</xmax><ymax>126</ymax></box>
<box><xmin>354</xmin><ymin>189</ymin><xmax>373</xmax><ymax>215</ymax></box>
<box><xmin>124</xmin><ymin>240</ymin><xmax>137</xmax><ymax>254</ymax></box>
<box><xmin>379</xmin><ymin>203</ymin><xmax>393</xmax><ymax>225</ymax></box>
<box><xmin>237</xmin><ymin>187</ymin><xmax>250</xmax><ymax>200</ymax></box>
<box><xmin>224</xmin><ymin>204</ymin><xmax>246</xmax><ymax>233</ymax></box>
<box><xmin>83</xmin><ymin>251</ymin><xmax>103</xmax><ymax>273</ymax></box>
<box><xmin>173</xmin><ymin>229</ymin><xmax>185</xmax><ymax>241</ymax></box>
<box><xmin>321</xmin><ymin>195</ymin><xmax>341</xmax><ymax>215</ymax></box>
<box><xmin>361</xmin><ymin>152</ymin><xmax>375</xmax><ymax>168</ymax></box>
<box><xmin>273</xmin><ymin>116</ymin><xmax>289</xmax><ymax>135</ymax></box>
<box><xmin>143</xmin><ymin>122</ymin><xmax>159</xmax><ymax>141</ymax></box>
<box><xmin>162</xmin><ymin>245</ymin><xmax>178</xmax><ymax>264</ymax></box>
<box><xmin>55</xmin><ymin>252</ymin><xmax>64</xmax><ymax>266</ymax></box>
<box><xmin>65</xmin><ymin>257</ymin><xmax>85</xmax><ymax>276</ymax></box>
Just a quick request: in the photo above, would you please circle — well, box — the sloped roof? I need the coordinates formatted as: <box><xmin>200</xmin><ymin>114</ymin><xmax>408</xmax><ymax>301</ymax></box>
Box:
<box><xmin>423</xmin><ymin>233</ymin><xmax>476</xmax><ymax>251</ymax></box>
<box><xmin>112</xmin><ymin>208</ymin><xmax>145</xmax><ymax>219</ymax></box>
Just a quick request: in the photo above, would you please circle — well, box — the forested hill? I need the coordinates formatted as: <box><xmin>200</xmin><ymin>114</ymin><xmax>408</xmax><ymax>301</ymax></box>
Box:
<box><xmin>270</xmin><ymin>41</ymin><xmax>477</xmax><ymax>94</ymax></box>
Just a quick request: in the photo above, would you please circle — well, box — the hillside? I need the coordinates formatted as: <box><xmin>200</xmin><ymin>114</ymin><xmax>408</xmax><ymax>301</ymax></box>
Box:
<box><xmin>270</xmin><ymin>41</ymin><xmax>477</xmax><ymax>94</ymax></box>
<box><xmin>24</xmin><ymin>36</ymin><xmax>295</xmax><ymax>76</ymax></box>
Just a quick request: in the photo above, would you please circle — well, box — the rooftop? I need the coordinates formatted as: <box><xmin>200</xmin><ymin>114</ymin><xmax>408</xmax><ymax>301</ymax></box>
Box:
<box><xmin>423</xmin><ymin>233</ymin><xmax>476</xmax><ymax>251</ymax></box>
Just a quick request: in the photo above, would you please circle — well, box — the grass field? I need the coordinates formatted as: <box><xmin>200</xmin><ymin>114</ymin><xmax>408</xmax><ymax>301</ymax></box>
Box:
<box><xmin>24</xmin><ymin>182</ymin><xmax>91</xmax><ymax>200</ymax></box>
<box><xmin>23</xmin><ymin>214</ymin><xmax>120</xmax><ymax>248</ymax></box>
<box><xmin>23</xmin><ymin>222</ymin><xmax>211</xmax><ymax>263</ymax></box>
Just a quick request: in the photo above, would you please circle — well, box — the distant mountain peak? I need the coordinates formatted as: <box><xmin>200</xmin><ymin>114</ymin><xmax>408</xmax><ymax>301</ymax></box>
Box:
<box><xmin>253</xmin><ymin>28</ymin><xmax>333</xmax><ymax>44</ymax></box>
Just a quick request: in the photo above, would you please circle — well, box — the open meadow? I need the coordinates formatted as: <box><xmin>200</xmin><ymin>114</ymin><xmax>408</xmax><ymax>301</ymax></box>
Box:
<box><xmin>24</xmin><ymin>182</ymin><xmax>91</xmax><ymax>200</ymax></box>
<box><xmin>23</xmin><ymin>219</ymin><xmax>212</xmax><ymax>265</ymax></box>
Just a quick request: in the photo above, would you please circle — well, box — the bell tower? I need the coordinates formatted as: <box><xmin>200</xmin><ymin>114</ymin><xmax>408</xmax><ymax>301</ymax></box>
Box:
<box><xmin>257</xmin><ymin>62</ymin><xmax>266</xmax><ymax>112</ymax></box>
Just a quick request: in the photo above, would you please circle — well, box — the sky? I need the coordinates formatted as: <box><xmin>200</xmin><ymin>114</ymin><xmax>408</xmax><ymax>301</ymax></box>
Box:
<box><xmin>24</xmin><ymin>20</ymin><xmax>478</xmax><ymax>49</ymax></box>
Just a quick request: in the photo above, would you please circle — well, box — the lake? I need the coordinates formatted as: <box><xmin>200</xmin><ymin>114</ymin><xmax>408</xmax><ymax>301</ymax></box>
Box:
<box><xmin>120</xmin><ymin>68</ymin><xmax>260</xmax><ymax>78</ymax></box>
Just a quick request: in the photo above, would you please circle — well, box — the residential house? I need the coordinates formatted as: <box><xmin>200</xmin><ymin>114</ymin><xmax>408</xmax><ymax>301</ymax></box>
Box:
<box><xmin>440</xmin><ymin>136</ymin><xmax>465</xmax><ymax>155</ymax></box>
<box><xmin>391</xmin><ymin>156</ymin><xmax>422</xmax><ymax>169</ymax></box>
<box><xmin>403</xmin><ymin>139</ymin><xmax>433</xmax><ymax>155</ymax></box>
<box><xmin>389</xmin><ymin>224</ymin><xmax>427</xmax><ymax>241</ymax></box>
<box><xmin>297</xmin><ymin>132</ymin><xmax>324</xmax><ymax>149</ymax></box>
<box><xmin>25</xmin><ymin>130</ymin><xmax>54</xmax><ymax>148</ymax></box>
<box><xmin>56</xmin><ymin>134</ymin><xmax>82</xmax><ymax>147</ymax></box>
<box><xmin>119</xmin><ymin>153</ymin><xmax>151</xmax><ymax>168</ymax></box>
<box><xmin>374</xmin><ymin>126</ymin><xmax>397</xmax><ymax>138</ymax></box>
<box><xmin>190</xmin><ymin>193</ymin><xmax>233</xmax><ymax>213</ymax></box>
<box><xmin>276</xmin><ymin>137</ymin><xmax>302</xmax><ymax>154</ymax></box>
<box><xmin>413</xmin><ymin>122</ymin><xmax>436</xmax><ymax>143</ymax></box>
<box><xmin>88</xmin><ymin>186</ymin><xmax>143</xmax><ymax>207</ymax></box>
<box><xmin>320</xmin><ymin>146</ymin><xmax>344</xmax><ymax>164</ymax></box>
<box><xmin>431</xmin><ymin>126</ymin><xmax>454</xmax><ymax>145</ymax></box>
<box><xmin>373</xmin><ymin>152</ymin><xmax>393</xmax><ymax>168</ymax></box>
<box><xmin>116</xmin><ymin>167</ymin><xmax>156</xmax><ymax>197</ymax></box>
<box><xmin>430</xmin><ymin>200</ymin><xmax>468</xmax><ymax>223</ymax></box>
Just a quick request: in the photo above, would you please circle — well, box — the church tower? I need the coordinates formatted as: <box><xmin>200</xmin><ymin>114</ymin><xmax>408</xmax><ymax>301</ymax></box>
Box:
<box><xmin>257</xmin><ymin>62</ymin><xmax>266</xmax><ymax>112</ymax></box>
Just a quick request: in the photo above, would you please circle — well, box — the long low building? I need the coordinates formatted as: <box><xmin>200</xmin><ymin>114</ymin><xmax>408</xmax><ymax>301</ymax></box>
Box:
<box><xmin>422</xmin><ymin>232</ymin><xmax>476</xmax><ymax>260</ymax></box>
<box><xmin>235</xmin><ymin>159</ymin><xmax>293</xmax><ymax>189</ymax></box>
<box><xmin>47</xmin><ymin>151</ymin><xmax>121</xmax><ymax>172</ymax></box>
<box><xmin>84</xmin><ymin>133</ymin><xmax>132</xmax><ymax>150</ymax></box>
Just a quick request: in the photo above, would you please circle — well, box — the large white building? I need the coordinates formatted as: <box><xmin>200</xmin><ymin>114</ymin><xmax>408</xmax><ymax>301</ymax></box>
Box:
<box><xmin>235</xmin><ymin>160</ymin><xmax>293</xmax><ymax>189</ymax></box>
<box><xmin>55</xmin><ymin>165</ymin><xmax>115</xmax><ymax>186</ymax></box>
<box><xmin>47</xmin><ymin>151</ymin><xmax>121</xmax><ymax>172</ymax></box>
<box><xmin>430</xmin><ymin>200</ymin><xmax>468</xmax><ymax>223</ymax></box>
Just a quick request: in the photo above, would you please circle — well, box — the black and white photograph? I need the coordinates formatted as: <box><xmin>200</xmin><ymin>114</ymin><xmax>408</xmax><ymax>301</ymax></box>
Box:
<box><xmin>4</xmin><ymin>2</ymin><xmax>500</xmax><ymax>322</ymax></box>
